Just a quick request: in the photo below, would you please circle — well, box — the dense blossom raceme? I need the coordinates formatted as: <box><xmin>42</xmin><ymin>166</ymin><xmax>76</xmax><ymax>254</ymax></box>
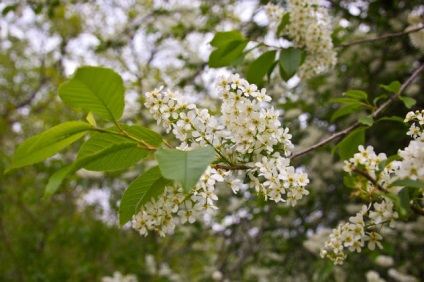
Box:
<box><xmin>406</xmin><ymin>7</ymin><xmax>424</xmax><ymax>51</ymax></box>
<box><xmin>132</xmin><ymin>74</ymin><xmax>309</xmax><ymax>236</ymax></box>
<box><xmin>321</xmin><ymin>110</ymin><xmax>424</xmax><ymax>264</ymax></box>
<box><xmin>265</xmin><ymin>1</ymin><xmax>337</xmax><ymax>79</ymax></box>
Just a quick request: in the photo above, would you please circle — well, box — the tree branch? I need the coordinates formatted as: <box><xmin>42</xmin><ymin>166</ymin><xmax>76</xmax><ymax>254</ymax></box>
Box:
<box><xmin>291</xmin><ymin>62</ymin><xmax>424</xmax><ymax>160</ymax></box>
<box><xmin>337</xmin><ymin>26</ymin><xmax>424</xmax><ymax>48</ymax></box>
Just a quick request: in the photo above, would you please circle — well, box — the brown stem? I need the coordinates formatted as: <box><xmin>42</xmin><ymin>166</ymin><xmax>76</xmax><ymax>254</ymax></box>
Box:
<box><xmin>351</xmin><ymin>167</ymin><xmax>388</xmax><ymax>193</ymax></box>
<box><xmin>291</xmin><ymin>63</ymin><xmax>424</xmax><ymax>160</ymax></box>
<box><xmin>212</xmin><ymin>164</ymin><xmax>250</xmax><ymax>171</ymax></box>
<box><xmin>337</xmin><ymin>26</ymin><xmax>424</xmax><ymax>48</ymax></box>
<box><xmin>411</xmin><ymin>203</ymin><xmax>424</xmax><ymax>216</ymax></box>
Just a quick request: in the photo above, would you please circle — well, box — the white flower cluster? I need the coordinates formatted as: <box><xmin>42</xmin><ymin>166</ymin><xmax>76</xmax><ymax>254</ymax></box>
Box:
<box><xmin>265</xmin><ymin>1</ymin><xmax>337</xmax><ymax>79</ymax></box>
<box><xmin>343</xmin><ymin>145</ymin><xmax>398</xmax><ymax>192</ymax></box>
<box><xmin>133</xmin><ymin>74</ymin><xmax>309</xmax><ymax>236</ymax></box>
<box><xmin>320</xmin><ymin>200</ymin><xmax>398</xmax><ymax>265</ymax></box>
<box><xmin>101</xmin><ymin>271</ymin><xmax>138</xmax><ymax>282</ymax></box>
<box><xmin>406</xmin><ymin>7</ymin><xmax>424</xmax><ymax>51</ymax></box>
<box><xmin>322</xmin><ymin>110</ymin><xmax>424</xmax><ymax>264</ymax></box>
<box><xmin>132</xmin><ymin>166</ymin><xmax>225</xmax><ymax>237</ymax></box>
<box><xmin>397</xmin><ymin>110</ymin><xmax>424</xmax><ymax>181</ymax></box>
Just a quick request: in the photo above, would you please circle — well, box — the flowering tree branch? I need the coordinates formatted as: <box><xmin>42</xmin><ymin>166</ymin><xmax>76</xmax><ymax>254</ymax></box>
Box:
<box><xmin>291</xmin><ymin>63</ymin><xmax>424</xmax><ymax>160</ymax></box>
<box><xmin>351</xmin><ymin>167</ymin><xmax>388</xmax><ymax>193</ymax></box>
<box><xmin>337</xmin><ymin>26</ymin><xmax>424</xmax><ymax>48</ymax></box>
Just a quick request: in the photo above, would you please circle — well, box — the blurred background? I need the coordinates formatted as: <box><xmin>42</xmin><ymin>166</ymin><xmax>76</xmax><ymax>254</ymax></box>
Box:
<box><xmin>1</xmin><ymin>0</ymin><xmax>423</xmax><ymax>281</ymax></box>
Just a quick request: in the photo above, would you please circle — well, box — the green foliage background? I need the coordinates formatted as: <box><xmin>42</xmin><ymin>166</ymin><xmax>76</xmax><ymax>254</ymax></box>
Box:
<box><xmin>1</xmin><ymin>0</ymin><xmax>424</xmax><ymax>281</ymax></box>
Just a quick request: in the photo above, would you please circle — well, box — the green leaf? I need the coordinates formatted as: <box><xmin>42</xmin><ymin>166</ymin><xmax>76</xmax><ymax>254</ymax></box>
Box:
<box><xmin>208</xmin><ymin>40</ymin><xmax>248</xmax><ymax>68</ymax></box>
<box><xmin>278</xmin><ymin>47</ymin><xmax>305</xmax><ymax>80</ymax></box>
<box><xmin>156</xmin><ymin>146</ymin><xmax>216</xmax><ymax>192</ymax></box>
<box><xmin>377</xmin><ymin>155</ymin><xmax>401</xmax><ymax>173</ymax></box>
<box><xmin>398</xmin><ymin>96</ymin><xmax>416</xmax><ymax>109</ymax></box>
<box><xmin>391</xmin><ymin>179</ymin><xmax>424</xmax><ymax>189</ymax></box>
<box><xmin>277</xmin><ymin>13</ymin><xmax>290</xmax><ymax>36</ymax></box>
<box><xmin>378</xmin><ymin>116</ymin><xmax>406</xmax><ymax>124</ymax></box>
<box><xmin>380</xmin><ymin>81</ymin><xmax>401</xmax><ymax>93</ymax></box>
<box><xmin>330</xmin><ymin>97</ymin><xmax>363</xmax><ymax>105</ymax></box>
<box><xmin>58</xmin><ymin>66</ymin><xmax>125</xmax><ymax>121</ymax></box>
<box><xmin>387</xmin><ymin>188</ymin><xmax>412</xmax><ymax>220</ymax></box>
<box><xmin>373</xmin><ymin>94</ymin><xmax>387</xmax><ymax>106</ymax></box>
<box><xmin>119</xmin><ymin>166</ymin><xmax>172</xmax><ymax>226</ymax></box>
<box><xmin>343</xmin><ymin>90</ymin><xmax>368</xmax><ymax>100</ymax></box>
<box><xmin>2</xmin><ymin>5</ymin><xmax>16</xmax><ymax>15</ymax></box>
<box><xmin>86</xmin><ymin>112</ymin><xmax>97</xmax><ymax>127</ymax></box>
<box><xmin>210</xmin><ymin>31</ymin><xmax>244</xmax><ymax>47</ymax></box>
<box><xmin>358</xmin><ymin>116</ymin><xmax>373</xmax><ymax>126</ymax></box>
<box><xmin>7</xmin><ymin>121</ymin><xmax>92</xmax><ymax>172</ymax></box>
<box><xmin>119</xmin><ymin>124</ymin><xmax>163</xmax><ymax>148</ymax></box>
<box><xmin>245</xmin><ymin>50</ymin><xmax>277</xmax><ymax>85</ymax></box>
<box><xmin>75</xmin><ymin>132</ymin><xmax>152</xmax><ymax>171</ymax></box>
<box><xmin>335</xmin><ymin>127</ymin><xmax>365</xmax><ymax>160</ymax></box>
<box><xmin>44</xmin><ymin>164</ymin><xmax>74</xmax><ymax>198</ymax></box>
<box><xmin>331</xmin><ymin>104</ymin><xmax>361</xmax><ymax>122</ymax></box>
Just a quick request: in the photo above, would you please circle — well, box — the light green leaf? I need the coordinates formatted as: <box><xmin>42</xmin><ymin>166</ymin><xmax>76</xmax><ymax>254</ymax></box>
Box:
<box><xmin>119</xmin><ymin>166</ymin><xmax>172</xmax><ymax>226</ymax></box>
<box><xmin>75</xmin><ymin>132</ymin><xmax>151</xmax><ymax>171</ymax></box>
<box><xmin>343</xmin><ymin>90</ymin><xmax>368</xmax><ymax>100</ymax></box>
<box><xmin>398</xmin><ymin>96</ymin><xmax>416</xmax><ymax>109</ymax></box>
<box><xmin>278</xmin><ymin>47</ymin><xmax>305</xmax><ymax>80</ymax></box>
<box><xmin>86</xmin><ymin>112</ymin><xmax>97</xmax><ymax>127</ymax></box>
<box><xmin>7</xmin><ymin>121</ymin><xmax>92</xmax><ymax>172</ymax></box>
<box><xmin>358</xmin><ymin>116</ymin><xmax>373</xmax><ymax>126</ymax></box>
<box><xmin>118</xmin><ymin>124</ymin><xmax>163</xmax><ymax>148</ymax></box>
<box><xmin>58</xmin><ymin>66</ymin><xmax>125</xmax><ymax>121</ymax></box>
<box><xmin>208</xmin><ymin>40</ymin><xmax>248</xmax><ymax>68</ymax></box>
<box><xmin>156</xmin><ymin>146</ymin><xmax>216</xmax><ymax>192</ymax></box>
<box><xmin>210</xmin><ymin>31</ymin><xmax>244</xmax><ymax>47</ymax></box>
<box><xmin>44</xmin><ymin>164</ymin><xmax>74</xmax><ymax>198</ymax></box>
<box><xmin>335</xmin><ymin>127</ymin><xmax>365</xmax><ymax>160</ymax></box>
<box><xmin>380</xmin><ymin>81</ymin><xmax>401</xmax><ymax>93</ymax></box>
<box><xmin>245</xmin><ymin>50</ymin><xmax>277</xmax><ymax>85</ymax></box>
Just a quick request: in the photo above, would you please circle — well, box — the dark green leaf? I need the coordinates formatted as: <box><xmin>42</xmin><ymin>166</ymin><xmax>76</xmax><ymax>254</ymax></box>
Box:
<box><xmin>335</xmin><ymin>127</ymin><xmax>365</xmax><ymax>160</ymax></box>
<box><xmin>398</xmin><ymin>96</ymin><xmax>416</xmax><ymax>109</ymax></box>
<box><xmin>119</xmin><ymin>166</ymin><xmax>172</xmax><ymax>226</ymax></box>
<box><xmin>378</xmin><ymin>116</ymin><xmax>406</xmax><ymax>124</ymax></box>
<box><xmin>373</xmin><ymin>94</ymin><xmax>387</xmax><ymax>106</ymax></box>
<box><xmin>380</xmin><ymin>81</ymin><xmax>401</xmax><ymax>93</ymax></box>
<box><xmin>245</xmin><ymin>50</ymin><xmax>277</xmax><ymax>85</ymax></box>
<box><xmin>210</xmin><ymin>31</ymin><xmax>244</xmax><ymax>47</ymax></box>
<box><xmin>391</xmin><ymin>179</ymin><xmax>424</xmax><ymax>189</ymax></box>
<box><xmin>156</xmin><ymin>146</ymin><xmax>216</xmax><ymax>192</ymax></box>
<box><xmin>278</xmin><ymin>47</ymin><xmax>305</xmax><ymax>80</ymax></box>
<box><xmin>208</xmin><ymin>40</ymin><xmax>248</xmax><ymax>68</ymax></box>
<box><xmin>330</xmin><ymin>97</ymin><xmax>363</xmax><ymax>105</ymax></box>
<box><xmin>7</xmin><ymin>121</ymin><xmax>92</xmax><ymax>172</ymax></box>
<box><xmin>277</xmin><ymin>13</ymin><xmax>290</xmax><ymax>36</ymax></box>
<box><xmin>331</xmin><ymin>104</ymin><xmax>361</xmax><ymax>122</ymax></box>
<box><xmin>343</xmin><ymin>90</ymin><xmax>368</xmax><ymax>100</ymax></box>
<box><xmin>58</xmin><ymin>66</ymin><xmax>125</xmax><ymax>121</ymax></box>
<box><xmin>2</xmin><ymin>5</ymin><xmax>16</xmax><ymax>15</ymax></box>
